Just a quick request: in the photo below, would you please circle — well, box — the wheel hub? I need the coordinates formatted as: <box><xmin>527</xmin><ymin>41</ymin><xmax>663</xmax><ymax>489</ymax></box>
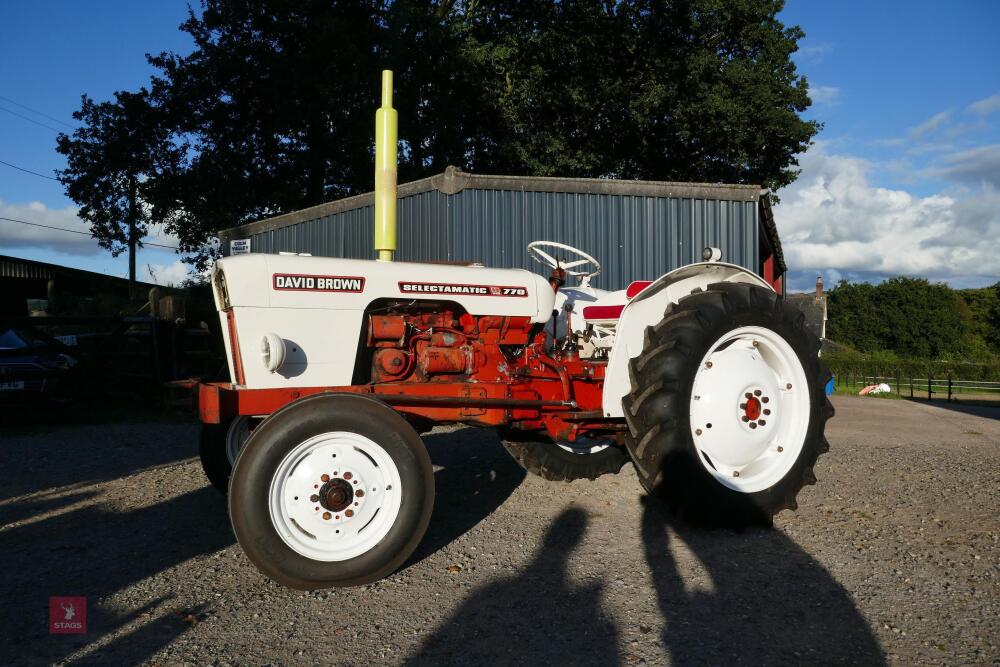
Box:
<box><xmin>318</xmin><ymin>478</ymin><xmax>354</xmax><ymax>512</ymax></box>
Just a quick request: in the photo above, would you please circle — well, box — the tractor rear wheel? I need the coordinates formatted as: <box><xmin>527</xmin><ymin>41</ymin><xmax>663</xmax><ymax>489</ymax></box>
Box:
<box><xmin>499</xmin><ymin>429</ymin><xmax>629</xmax><ymax>481</ymax></box>
<box><xmin>623</xmin><ymin>282</ymin><xmax>833</xmax><ymax>527</ymax></box>
<box><xmin>228</xmin><ymin>393</ymin><xmax>434</xmax><ymax>589</ymax></box>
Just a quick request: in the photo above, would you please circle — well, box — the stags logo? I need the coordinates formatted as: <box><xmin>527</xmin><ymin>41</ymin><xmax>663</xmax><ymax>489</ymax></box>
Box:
<box><xmin>273</xmin><ymin>274</ymin><xmax>365</xmax><ymax>292</ymax></box>
<box><xmin>399</xmin><ymin>282</ymin><xmax>528</xmax><ymax>297</ymax></box>
<box><xmin>49</xmin><ymin>597</ymin><xmax>86</xmax><ymax>634</ymax></box>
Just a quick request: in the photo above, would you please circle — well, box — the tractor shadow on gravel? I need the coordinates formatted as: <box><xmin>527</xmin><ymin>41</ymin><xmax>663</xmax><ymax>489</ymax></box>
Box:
<box><xmin>0</xmin><ymin>485</ymin><xmax>231</xmax><ymax>666</ymax></box>
<box><xmin>407</xmin><ymin>427</ymin><xmax>527</xmax><ymax>566</ymax></box>
<box><xmin>408</xmin><ymin>507</ymin><xmax>618</xmax><ymax>666</ymax></box>
<box><xmin>407</xmin><ymin>483</ymin><xmax>885</xmax><ymax>666</ymax></box>
<box><xmin>641</xmin><ymin>497</ymin><xmax>887</xmax><ymax>665</ymax></box>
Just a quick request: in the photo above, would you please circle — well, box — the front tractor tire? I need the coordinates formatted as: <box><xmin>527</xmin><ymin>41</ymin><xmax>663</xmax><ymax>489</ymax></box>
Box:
<box><xmin>228</xmin><ymin>393</ymin><xmax>434</xmax><ymax>589</ymax></box>
<box><xmin>623</xmin><ymin>282</ymin><xmax>833</xmax><ymax>527</ymax></box>
<box><xmin>499</xmin><ymin>430</ymin><xmax>629</xmax><ymax>481</ymax></box>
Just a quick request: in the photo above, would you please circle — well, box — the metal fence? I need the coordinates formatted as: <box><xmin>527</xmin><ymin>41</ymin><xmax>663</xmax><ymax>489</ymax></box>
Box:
<box><xmin>836</xmin><ymin>371</ymin><xmax>1000</xmax><ymax>402</ymax></box>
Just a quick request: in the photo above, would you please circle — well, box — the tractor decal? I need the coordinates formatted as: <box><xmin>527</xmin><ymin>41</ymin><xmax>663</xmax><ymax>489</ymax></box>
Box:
<box><xmin>398</xmin><ymin>281</ymin><xmax>528</xmax><ymax>297</ymax></box>
<box><xmin>273</xmin><ymin>274</ymin><xmax>366</xmax><ymax>292</ymax></box>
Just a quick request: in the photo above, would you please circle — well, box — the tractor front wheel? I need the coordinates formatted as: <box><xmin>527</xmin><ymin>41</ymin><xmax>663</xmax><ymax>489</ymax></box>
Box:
<box><xmin>228</xmin><ymin>393</ymin><xmax>434</xmax><ymax>589</ymax></box>
<box><xmin>623</xmin><ymin>282</ymin><xmax>833</xmax><ymax>526</ymax></box>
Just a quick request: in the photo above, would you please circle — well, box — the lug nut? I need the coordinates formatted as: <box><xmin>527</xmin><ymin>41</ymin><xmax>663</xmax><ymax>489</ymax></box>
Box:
<box><xmin>322</xmin><ymin>512</ymin><xmax>331</xmax><ymax>520</ymax></box>
<box><xmin>754</xmin><ymin>389</ymin><xmax>762</xmax><ymax>396</ymax></box>
<box><xmin>740</xmin><ymin>402</ymin><xmax>747</xmax><ymax>409</ymax></box>
<box><xmin>321</xmin><ymin>474</ymin><xmax>330</xmax><ymax>482</ymax></box>
<box><xmin>762</xmin><ymin>397</ymin><xmax>770</xmax><ymax>403</ymax></box>
<box><xmin>745</xmin><ymin>392</ymin><xmax>753</xmax><ymax>399</ymax></box>
<box><xmin>777</xmin><ymin>446</ymin><xmax>784</xmax><ymax>452</ymax></box>
<box><xmin>345</xmin><ymin>509</ymin><xmax>354</xmax><ymax>517</ymax></box>
<box><xmin>310</xmin><ymin>494</ymin><xmax>319</xmax><ymax>502</ymax></box>
<box><xmin>742</xmin><ymin>416</ymin><xmax>749</xmax><ymax>422</ymax></box>
<box><xmin>758</xmin><ymin>420</ymin><xmax>766</xmax><ymax>426</ymax></box>
<box><xmin>786</xmin><ymin>383</ymin><xmax>793</xmax><ymax>390</ymax></box>
<box><xmin>763</xmin><ymin>409</ymin><xmax>771</xmax><ymax>415</ymax></box>
<box><xmin>706</xmin><ymin>361</ymin><xmax>713</xmax><ymax>368</ymax></box>
<box><xmin>344</xmin><ymin>472</ymin><xmax>353</xmax><ymax>480</ymax></box>
<box><xmin>695</xmin><ymin>429</ymin><xmax>703</xmax><ymax>436</ymax></box>
<box><xmin>356</xmin><ymin>490</ymin><xmax>365</xmax><ymax>497</ymax></box>
<box><xmin>749</xmin><ymin>423</ymin><xmax>757</xmax><ymax>429</ymax></box>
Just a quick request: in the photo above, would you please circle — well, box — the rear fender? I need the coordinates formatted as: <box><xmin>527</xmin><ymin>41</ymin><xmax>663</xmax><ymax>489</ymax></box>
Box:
<box><xmin>602</xmin><ymin>262</ymin><xmax>772</xmax><ymax>417</ymax></box>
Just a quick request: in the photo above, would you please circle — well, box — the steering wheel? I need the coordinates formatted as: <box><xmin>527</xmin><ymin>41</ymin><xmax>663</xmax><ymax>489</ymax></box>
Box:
<box><xmin>526</xmin><ymin>241</ymin><xmax>602</xmax><ymax>279</ymax></box>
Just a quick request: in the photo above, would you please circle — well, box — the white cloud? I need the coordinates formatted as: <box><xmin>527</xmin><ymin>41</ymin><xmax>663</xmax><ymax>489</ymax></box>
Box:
<box><xmin>0</xmin><ymin>200</ymin><xmax>99</xmax><ymax>255</ymax></box>
<box><xmin>968</xmin><ymin>93</ymin><xmax>1000</xmax><ymax>116</ymax></box>
<box><xmin>774</xmin><ymin>146</ymin><xmax>1000</xmax><ymax>283</ymax></box>
<box><xmin>141</xmin><ymin>260</ymin><xmax>193</xmax><ymax>286</ymax></box>
<box><xmin>796</xmin><ymin>42</ymin><xmax>833</xmax><ymax>63</ymax></box>
<box><xmin>934</xmin><ymin>144</ymin><xmax>1000</xmax><ymax>188</ymax></box>
<box><xmin>0</xmin><ymin>199</ymin><xmax>182</xmax><ymax>254</ymax></box>
<box><xmin>908</xmin><ymin>111</ymin><xmax>951</xmax><ymax>139</ymax></box>
<box><xmin>810</xmin><ymin>85</ymin><xmax>840</xmax><ymax>105</ymax></box>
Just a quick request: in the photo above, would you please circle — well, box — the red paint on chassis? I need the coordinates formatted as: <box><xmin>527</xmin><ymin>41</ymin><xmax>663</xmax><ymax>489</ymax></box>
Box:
<box><xmin>201</xmin><ymin>309</ymin><xmax>615</xmax><ymax>444</ymax></box>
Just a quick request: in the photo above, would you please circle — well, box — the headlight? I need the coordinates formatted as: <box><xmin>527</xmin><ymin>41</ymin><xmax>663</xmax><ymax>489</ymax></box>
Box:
<box><xmin>260</xmin><ymin>333</ymin><xmax>286</xmax><ymax>373</ymax></box>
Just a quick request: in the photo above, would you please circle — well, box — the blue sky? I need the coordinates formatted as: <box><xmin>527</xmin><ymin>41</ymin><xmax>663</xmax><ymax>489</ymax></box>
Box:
<box><xmin>1</xmin><ymin>1</ymin><xmax>998</xmax><ymax>289</ymax></box>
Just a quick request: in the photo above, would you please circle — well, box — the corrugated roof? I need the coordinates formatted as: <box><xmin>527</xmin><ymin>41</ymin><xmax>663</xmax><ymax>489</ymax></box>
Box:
<box><xmin>222</xmin><ymin>166</ymin><xmax>764</xmax><ymax>234</ymax></box>
<box><xmin>0</xmin><ymin>254</ymin><xmax>157</xmax><ymax>288</ymax></box>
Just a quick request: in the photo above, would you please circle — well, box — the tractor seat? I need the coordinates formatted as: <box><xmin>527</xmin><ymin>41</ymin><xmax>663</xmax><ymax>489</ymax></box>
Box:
<box><xmin>581</xmin><ymin>281</ymin><xmax>653</xmax><ymax>322</ymax></box>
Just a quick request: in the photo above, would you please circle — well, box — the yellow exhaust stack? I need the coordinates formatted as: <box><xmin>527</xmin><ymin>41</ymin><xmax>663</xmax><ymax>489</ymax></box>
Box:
<box><xmin>374</xmin><ymin>70</ymin><xmax>398</xmax><ymax>262</ymax></box>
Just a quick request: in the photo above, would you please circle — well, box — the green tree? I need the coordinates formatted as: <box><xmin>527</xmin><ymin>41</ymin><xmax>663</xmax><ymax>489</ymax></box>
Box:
<box><xmin>958</xmin><ymin>282</ymin><xmax>1000</xmax><ymax>353</ymax></box>
<box><xmin>60</xmin><ymin>0</ymin><xmax>818</xmax><ymax>266</ymax></box>
<box><xmin>827</xmin><ymin>277</ymin><xmax>974</xmax><ymax>358</ymax></box>
<box><xmin>56</xmin><ymin>90</ymin><xmax>181</xmax><ymax>295</ymax></box>
<box><xmin>144</xmin><ymin>0</ymin><xmax>386</xmax><ymax>261</ymax></box>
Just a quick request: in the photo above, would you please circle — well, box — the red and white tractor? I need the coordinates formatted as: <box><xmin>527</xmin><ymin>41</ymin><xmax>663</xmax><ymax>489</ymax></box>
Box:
<box><xmin>194</xmin><ymin>72</ymin><xmax>833</xmax><ymax>590</ymax></box>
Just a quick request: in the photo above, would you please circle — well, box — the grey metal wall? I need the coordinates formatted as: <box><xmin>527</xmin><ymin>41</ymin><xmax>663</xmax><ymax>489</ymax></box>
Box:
<box><xmin>239</xmin><ymin>189</ymin><xmax>759</xmax><ymax>291</ymax></box>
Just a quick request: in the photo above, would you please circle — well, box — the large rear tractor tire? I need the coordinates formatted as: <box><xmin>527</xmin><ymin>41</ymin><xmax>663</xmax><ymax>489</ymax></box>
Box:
<box><xmin>623</xmin><ymin>282</ymin><xmax>833</xmax><ymax>527</ymax></box>
<box><xmin>499</xmin><ymin>429</ymin><xmax>629</xmax><ymax>481</ymax></box>
<box><xmin>228</xmin><ymin>393</ymin><xmax>434</xmax><ymax>589</ymax></box>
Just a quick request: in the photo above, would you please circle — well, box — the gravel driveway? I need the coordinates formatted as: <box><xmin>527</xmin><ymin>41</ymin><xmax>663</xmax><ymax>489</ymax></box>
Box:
<box><xmin>0</xmin><ymin>396</ymin><xmax>997</xmax><ymax>666</ymax></box>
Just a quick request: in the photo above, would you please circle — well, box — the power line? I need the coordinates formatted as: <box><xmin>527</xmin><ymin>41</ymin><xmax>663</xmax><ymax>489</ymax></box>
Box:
<box><xmin>0</xmin><ymin>95</ymin><xmax>76</xmax><ymax>130</ymax></box>
<box><xmin>0</xmin><ymin>105</ymin><xmax>64</xmax><ymax>133</ymax></box>
<box><xmin>0</xmin><ymin>215</ymin><xmax>180</xmax><ymax>250</ymax></box>
<box><xmin>0</xmin><ymin>158</ymin><xmax>60</xmax><ymax>181</ymax></box>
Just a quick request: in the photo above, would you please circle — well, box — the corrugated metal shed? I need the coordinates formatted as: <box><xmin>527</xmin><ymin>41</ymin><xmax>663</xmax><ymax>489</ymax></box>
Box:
<box><xmin>219</xmin><ymin>167</ymin><xmax>785</xmax><ymax>292</ymax></box>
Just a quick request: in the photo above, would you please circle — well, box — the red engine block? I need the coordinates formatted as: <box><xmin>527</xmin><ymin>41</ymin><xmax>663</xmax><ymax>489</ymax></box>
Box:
<box><xmin>199</xmin><ymin>307</ymin><xmax>618</xmax><ymax>445</ymax></box>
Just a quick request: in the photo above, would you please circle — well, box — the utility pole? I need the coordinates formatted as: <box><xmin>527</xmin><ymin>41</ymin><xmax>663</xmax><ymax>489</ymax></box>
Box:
<box><xmin>127</xmin><ymin>175</ymin><xmax>137</xmax><ymax>300</ymax></box>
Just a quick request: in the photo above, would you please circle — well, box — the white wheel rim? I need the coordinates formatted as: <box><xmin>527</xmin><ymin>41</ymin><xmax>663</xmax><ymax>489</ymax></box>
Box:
<box><xmin>268</xmin><ymin>431</ymin><xmax>403</xmax><ymax>562</ymax></box>
<box><xmin>689</xmin><ymin>326</ymin><xmax>810</xmax><ymax>493</ymax></box>
<box><xmin>225</xmin><ymin>416</ymin><xmax>253</xmax><ymax>465</ymax></box>
<box><xmin>555</xmin><ymin>438</ymin><xmax>612</xmax><ymax>455</ymax></box>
